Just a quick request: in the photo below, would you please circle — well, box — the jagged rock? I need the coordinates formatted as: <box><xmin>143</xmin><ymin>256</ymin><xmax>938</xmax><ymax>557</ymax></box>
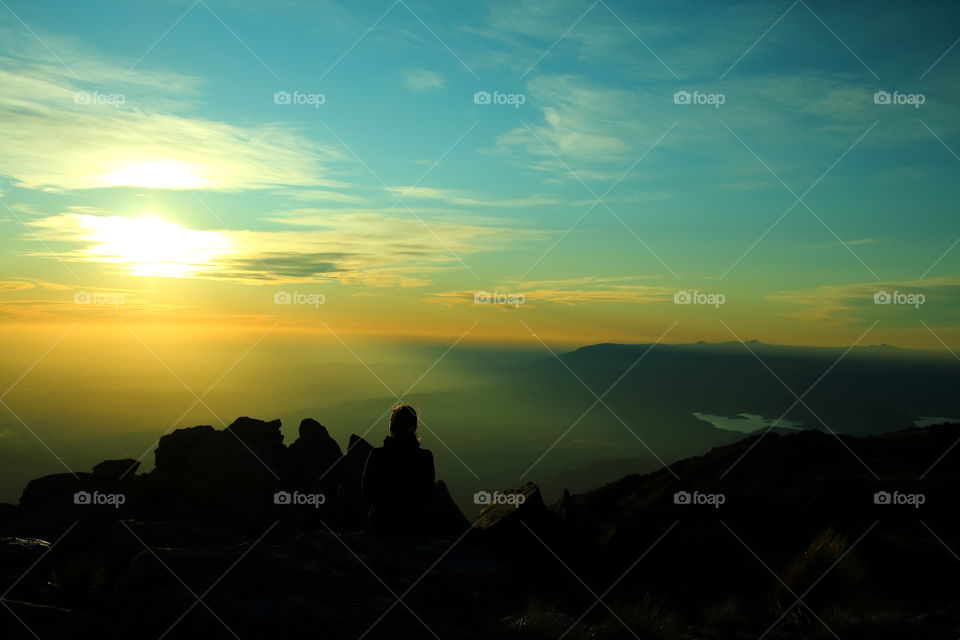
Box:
<box><xmin>19</xmin><ymin>473</ymin><xmax>90</xmax><ymax>511</ymax></box>
<box><xmin>0</xmin><ymin>537</ymin><xmax>51</xmax><ymax>603</ymax></box>
<box><xmin>469</xmin><ymin>483</ymin><xmax>564</xmax><ymax>595</ymax></box>
<box><xmin>19</xmin><ymin>470</ymin><xmax>136</xmax><ymax>517</ymax></box>
<box><xmin>92</xmin><ymin>459</ymin><xmax>140</xmax><ymax>480</ymax></box>
<box><xmin>471</xmin><ymin>482</ymin><xmax>547</xmax><ymax>532</ymax></box>
<box><xmin>157</xmin><ymin>419</ymin><xmax>284</xmax><ymax>480</ymax></box>
<box><xmin>1</xmin><ymin>420</ymin><xmax>960</xmax><ymax>637</ymax></box>
<box><xmin>337</xmin><ymin>434</ymin><xmax>374</xmax><ymax>530</ymax></box>
<box><xmin>225</xmin><ymin>416</ymin><xmax>284</xmax><ymax>449</ymax></box>
<box><xmin>0</xmin><ymin>599</ymin><xmax>117</xmax><ymax>640</ymax></box>
<box><xmin>48</xmin><ymin>519</ymin><xmax>253</xmax><ymax>604</ymax></box>
<box><xmin>110</xmin><ymin>530</ymin><xmax>509</xmax><ymax>639</ymax></box>
<box><xmin>0</xmin><ymin>503</ymin><xmax>16</xmax><ymax>530</ymax></box>
<box><xmin>214</xmin><ymin>416</ymin><xmax>286</xmax><ymax>478</ymax></box>
<box><xmin>112</xmin><ymin>519</ymin><xmax>249</xmax><ymax>549</ymax></box>
<box><xmin>505</xmin><ymin>611</ymin><xmax>586</xmax><ymax>637</ymax></box>
<box><xmin>296</xmin><ymin>417</ymin><xmax>329</xmax><ymax>440</ymax></box>
<box><xmin>430</xmin><ymin>480</ymin><xmax>469</xmax><ymax>539</ymax></box>
<box><xmin>145</xmin><ymin>418</ymin><xmax>288</xmax><ymax>532</ymax></box>
<box><xmin>153</xmin><ymin>425</ymin><xmax>217</xmax><ymax>472</ymax></box>
<box><xmin>285</xmin><ymin>418</ymin><xmax>343</xmax><ymax>485</ymax></box>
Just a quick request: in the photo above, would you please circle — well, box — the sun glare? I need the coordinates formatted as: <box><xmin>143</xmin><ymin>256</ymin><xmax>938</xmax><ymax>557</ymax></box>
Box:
<box><xmin>84</xmin><ymin>215</ymin><xmax>232</xmax><ymax>277</ymax></box>
<box><xmin>99</xmin><ymin>161</ymin><xmax>208</xmax><ymax>189</ymax></box>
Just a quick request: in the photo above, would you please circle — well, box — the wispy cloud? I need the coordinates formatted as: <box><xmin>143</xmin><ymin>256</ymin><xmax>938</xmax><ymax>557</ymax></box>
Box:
<box><xmin>402</xmin><ymin>68</ymin><xmax>445</xmax><ymax>91</ymax></box>
<box><xmin>0</xmin><ymin>279</ymin><xmax>72</xmax><ymax>292</ymax></box>
<box><xmin>24</xmin><ymin>209</ymin><xmax>545</xmax><ymax>286</ymax></box>
<box><xmin>804</xmin><ymin>238</ymin><xmax>890</xmax><ymax>249</ymax></box>
<box><xmin>770</xmin><ymin>277</ymin><xmax>960</xmax><ymax>326</ymax></box>
<box><xmin>0</xmin><ymin>30</ymin><xmax>344</xmax><ymax>192</ymax></box>
<box><xmin>382</xmin><ymin>185</ymin><xmax>576</xmax><ymax>208</ymax></box>
<box><xmin>427</xmin><ymin>276</ymin><xmax>672</xmax><ymax>307</ymax></box>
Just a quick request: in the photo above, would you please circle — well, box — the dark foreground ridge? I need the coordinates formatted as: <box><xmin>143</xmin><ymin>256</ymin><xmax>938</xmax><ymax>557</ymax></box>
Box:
<box><xmin>1</xmin><ymin>417</ymin><xmax>959</xmax><ymax>639</ymax></box>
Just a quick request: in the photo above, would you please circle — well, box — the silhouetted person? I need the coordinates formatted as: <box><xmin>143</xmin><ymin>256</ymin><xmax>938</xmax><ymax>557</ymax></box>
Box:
<box><xmin>362</xmin><ymin>404</ymin><xmax>435</xmax><ymax>537</ymax></box>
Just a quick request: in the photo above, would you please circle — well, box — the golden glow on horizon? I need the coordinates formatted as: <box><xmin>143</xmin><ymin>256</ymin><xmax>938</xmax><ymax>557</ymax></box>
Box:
<box><xmin>84</xmin><ymin>215</ymin><xmax>232</xmax><ymax>277</ymax></box>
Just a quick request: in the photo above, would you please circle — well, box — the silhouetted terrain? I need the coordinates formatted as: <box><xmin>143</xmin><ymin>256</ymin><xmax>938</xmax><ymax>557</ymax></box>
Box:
<box><xmin>275</xmin><ymin>341</ymin><xmax>960</xmax><ymax>511</ymax></box>
<box><xmin>5</xmin><ymin>341</ymin><xmax>959</xmax><ymax>513</ymax></box>
<box><xmin>1</xmin><ymin>416</ymin><xmax>958</xmax><ymax>638</ymax></box>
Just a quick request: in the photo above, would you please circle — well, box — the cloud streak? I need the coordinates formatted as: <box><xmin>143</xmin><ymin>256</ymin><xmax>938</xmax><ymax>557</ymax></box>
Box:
<box><xmin>0</xmin><ymin>30</ymin><xmax>344</xmax><ymax>192</ymax></box>
<box><xmin>24</xmin><ymin>209</ymin><xmax>546</xmax><ymax>286</ymax></box>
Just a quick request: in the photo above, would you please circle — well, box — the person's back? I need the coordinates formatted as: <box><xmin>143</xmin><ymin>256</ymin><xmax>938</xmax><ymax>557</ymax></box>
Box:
<box><xmin>362</xmin><ymin>405</ymin><xmax>435</xmax><ymax>537</ymax></box>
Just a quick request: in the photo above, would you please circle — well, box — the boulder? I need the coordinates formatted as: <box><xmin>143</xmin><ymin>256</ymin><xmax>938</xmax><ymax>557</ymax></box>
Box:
<box><xmin>146</xmin><ymin>420</ymin><xmax>288</xmax><ymax>532</ymax></box>
<box><xmin>0</xmin><ymin>537</ymin><xmax>51</xmax><ymax>603</ymax></box>
<box><xmin>285</xmin><ymin>418</ymin><xmax>343</xmax><ymax>485</ymax></box>
<box><xmin>0</xmin><ymin>599</ymin><xmax>117</xmax><ymax>640</ymax></box>
<box><xmin>19</xmin><ymin>473</ymin><xmax>90</xmax><ymax>512</ymax></box>
<box><xmin>225</xmin><ymin>416</ymin><xmax>284</xmax><ymax>449</ymax></box>
<box><xmin>469</xmin><ymin>483</ymin><xmax>563</xmax><ymax>594</ymax></box>
<box><xmin>92</xmin><ymin>459</ymin><xmax>140</xmax><ymax>480</ymax></box>
<box><xmin>110</xmin><ymin>530</ymin><xmax>509</xmax><ymax>639</ymax></box>
<box><xmin>153</xmin><ymin>425</ymin><xmax>217</xmax><ymax>473</ymax></box>
<box><xmin>337</xmin><ymin>434</ymin><xmax>374</xmax><ymax>530</ymax></box>
<box><xmin>471</xmin><ymin>482</ymin><xmax>548</xmax><ymax>532</ymax></box>
<box><xmin>430</xmin><ymin>480</ymin><xmax>470</xmax><ymax>539</ymax></box>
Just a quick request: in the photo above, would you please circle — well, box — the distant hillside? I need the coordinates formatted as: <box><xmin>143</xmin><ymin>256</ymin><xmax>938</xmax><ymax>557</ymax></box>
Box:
<box><xmin>493</xmin><ymin>422</ymin><xmax>960</xmax><ymax>638</ymax></box>
<box><xmin>517</xmin><ymin>340</ymin><xmax>960</xmax><ymax>438</ymax></box>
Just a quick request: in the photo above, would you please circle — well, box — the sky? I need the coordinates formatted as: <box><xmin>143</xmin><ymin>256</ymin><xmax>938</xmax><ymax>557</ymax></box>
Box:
<box><xmin>3</xmin><ymin>0</ymin><xmax>960</xmax><ymax>508</ymax></box>
<box><xmin>2</xmin><ymin>0</ymin><xmax>960</xmax><ymax>358</ymax></box>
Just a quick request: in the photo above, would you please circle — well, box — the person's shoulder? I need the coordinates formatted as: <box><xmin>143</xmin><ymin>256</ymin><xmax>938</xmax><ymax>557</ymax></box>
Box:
<box><xmin>417</xmin><ymin>447</ymin><xmax>434</xmax><ymax>459</ymax></box>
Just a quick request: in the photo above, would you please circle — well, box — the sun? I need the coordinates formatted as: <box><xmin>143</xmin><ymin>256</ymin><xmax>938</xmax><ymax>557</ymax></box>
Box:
<box><xmin>84</xmin><ymin>215</ymin><xmax>232</xmax><ymax>277</ymax></box>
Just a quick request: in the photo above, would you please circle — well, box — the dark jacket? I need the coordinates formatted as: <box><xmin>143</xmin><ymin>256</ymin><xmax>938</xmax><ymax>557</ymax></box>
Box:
<box><xmin>361</xmin><ymin>434</ymin><xmax>435</xmax><ymax>537</ymax></box>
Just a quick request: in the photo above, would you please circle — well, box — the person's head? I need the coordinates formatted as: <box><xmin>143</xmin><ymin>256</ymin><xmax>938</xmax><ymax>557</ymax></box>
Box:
<box><xmin>389</xmin><ymin>404</ymin><xmax>418</xmax><ymax>437</ymax></box>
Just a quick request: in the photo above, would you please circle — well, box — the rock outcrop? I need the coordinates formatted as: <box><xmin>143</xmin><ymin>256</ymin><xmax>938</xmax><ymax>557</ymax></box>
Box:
<box><xmin>3</xmin><ymin>420</ymin><xmax>960</xmax><ymax>639</ymax></box>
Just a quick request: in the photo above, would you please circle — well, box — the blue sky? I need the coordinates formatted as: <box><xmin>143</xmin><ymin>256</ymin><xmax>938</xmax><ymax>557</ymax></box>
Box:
<box><xmin>1</xmin><ymin>0</ymin><xmax>960</xmax><ymax>347</ymax></box>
